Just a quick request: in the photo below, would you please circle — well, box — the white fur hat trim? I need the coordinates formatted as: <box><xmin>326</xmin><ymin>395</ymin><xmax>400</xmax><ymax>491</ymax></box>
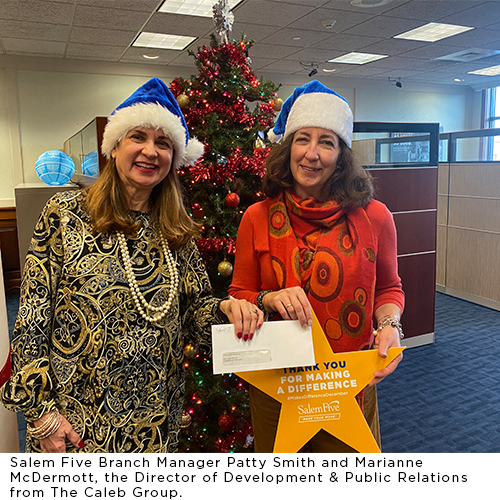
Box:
<box><xmin>101</xmin><ymin>103</ymin><xmax>204</xmax><ymax>169</ymax></box>
<box><xmin>284</xmin><ymin>92</ymin><xmax>353</xmax><ymax>147</ymax></box>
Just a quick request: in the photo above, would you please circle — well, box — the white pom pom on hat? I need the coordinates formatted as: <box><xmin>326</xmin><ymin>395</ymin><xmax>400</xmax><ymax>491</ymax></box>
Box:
<box><xmin>268</xmin><ymin>80</ymin><xmax>353</xmax><ymax>147</ymax></box>
<box><xmin>101</xmin><ymin>78</ymin><xmax>204</xmax><ymax>170</ymax></box>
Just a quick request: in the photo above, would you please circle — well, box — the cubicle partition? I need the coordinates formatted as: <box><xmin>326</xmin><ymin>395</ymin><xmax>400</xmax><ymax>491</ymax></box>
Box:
<box><xmin>437</xmin><ymin>128</ymin><xmax>500</xmax><ymax>311</ymax></box>
<box><xmin>353</xmin><ymin>123</ymin><xmax>440</xmax><ymax>348</ymax></box>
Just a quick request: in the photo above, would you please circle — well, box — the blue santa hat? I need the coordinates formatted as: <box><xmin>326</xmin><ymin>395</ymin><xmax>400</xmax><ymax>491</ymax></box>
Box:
<box><xmin>101</xmin><ymin>78</ymin><xmax>204</xmax><ymax>169</ymax></box>
<box><xmin>268</xmin><ymin>80</ymin><xmax>353</xmax><ymax>147</ymax></box>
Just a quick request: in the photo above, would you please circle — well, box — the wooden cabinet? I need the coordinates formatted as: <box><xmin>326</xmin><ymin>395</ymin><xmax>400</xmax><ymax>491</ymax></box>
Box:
<box><xmin>353</xmin><ymin>123</ymin><xmax>440</xmax><ymax>347</ymax></box>
<box><xmin>0</xmin><ymin>207</ymin><xmax>21</xmax><ymax>292</ymax></box>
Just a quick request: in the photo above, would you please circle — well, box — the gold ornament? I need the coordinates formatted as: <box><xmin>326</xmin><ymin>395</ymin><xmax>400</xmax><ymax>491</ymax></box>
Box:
<box><xmin>181</xmin><ymin>413</ymin><xmax>192</xmax><ymax>428</ymax></box>
<box><xmin>254</xmin><ymin>137</ymin><xmax>266</xmax><ymax>149</ymax></box>
<box><xmin>184</xmin><ymin>343</ymin><xmax>197</xmax><ymax>358</ymax></box>
<box><xmin>272</xmin><ymin>98</ymin><xmax>283</xmax><ymax>111</ymax></box>
<box><xmin>217</xmin><ymin>260</ymin><xmax>233</xmax><ymax>277</ymax></box>
<box><xmin>176</xmin><ymin>94</ymin><xmax>190</xmax><ymax>108</ymax></box>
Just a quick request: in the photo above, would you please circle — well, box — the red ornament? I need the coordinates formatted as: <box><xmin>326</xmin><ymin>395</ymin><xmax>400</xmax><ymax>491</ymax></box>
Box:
<box><xmin>225</xmin><ymin>192</ymin><xmax>240</xmax><ymax>208</ymax></box>
<box><xmin>218</xmin><ymin>413</ymin><xmax>235</xmax><ymax>431</ymax></box>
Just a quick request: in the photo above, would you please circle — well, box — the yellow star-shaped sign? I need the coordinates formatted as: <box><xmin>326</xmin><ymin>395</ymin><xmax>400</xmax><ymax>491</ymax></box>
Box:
<box><xmin>237</xmin><ymin>313</ymin><xmax>404</xmax><ymax>453</ymax></box>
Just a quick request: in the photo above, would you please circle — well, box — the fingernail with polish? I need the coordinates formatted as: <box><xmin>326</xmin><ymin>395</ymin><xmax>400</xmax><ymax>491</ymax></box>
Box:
<box><xmin>78</xmin><ymin>440</ymin><xmax>85</xmax><ymax>448</ymax></box>
<box><xmin>243</xmin><ymin>334</ymin><xmax>248</xmax><ymax>341</ymax></box>
<box><xmin>237</xmin><ymin>332</ymin><xmax>242</xmax><ymax>339</ymax></box>
<box><xmin>249</xmin><ymin>333</ymin><xmax>254</xmax><ymax>340</ymax></box>
<box><xmin>257</xmin><ymin>324</ymin><xmax>262</xmax><ymax>330</ymax></box>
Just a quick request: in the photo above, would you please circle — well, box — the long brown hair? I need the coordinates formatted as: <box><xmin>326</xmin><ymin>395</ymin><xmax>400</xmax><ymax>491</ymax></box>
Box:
<box><xmin>262</xmin><ymin>132</ymin><xmax>374</xmax><ymax>210</ymax></box>
<box><xmin>84</xmin><ymin>158</ymin><xmax>197</xmax><ymax>249</ymax></box>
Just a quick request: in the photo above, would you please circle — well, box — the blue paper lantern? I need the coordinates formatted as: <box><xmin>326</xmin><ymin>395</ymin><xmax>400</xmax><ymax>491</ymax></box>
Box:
<box><xmin>35</xmin><ymin>150</ymin><xmax>75</xmax><ymax>186</ymax></box>
<box><xmin>82</xmin><ymin>150</ymin><xmax>99</xmax><ymax>177</ymax></box>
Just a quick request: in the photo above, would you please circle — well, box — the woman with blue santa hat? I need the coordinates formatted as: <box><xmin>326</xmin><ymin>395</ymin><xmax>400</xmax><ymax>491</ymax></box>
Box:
<box><xmin>1</xmin><ymin>78</ymin><xmax>263</xmax><ymax>453</ymax></box>
<box><xmin>229</xmin><ymin>80</ymin><xmax>405</xmax><ymax>452</ymax></box>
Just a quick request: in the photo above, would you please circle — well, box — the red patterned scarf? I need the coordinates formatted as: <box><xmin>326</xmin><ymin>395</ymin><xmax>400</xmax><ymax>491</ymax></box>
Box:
<box><xmin>268</xmin><ymin>190</ymin><xmax>377</xmax><ymax>355</ymax></box>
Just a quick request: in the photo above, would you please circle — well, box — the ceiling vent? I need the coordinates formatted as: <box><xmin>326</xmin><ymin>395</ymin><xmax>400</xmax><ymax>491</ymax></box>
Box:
<box><xmin>436</xmin><ymin>48</ymin><xmax>500</xmax><ymax>62</ymax></box>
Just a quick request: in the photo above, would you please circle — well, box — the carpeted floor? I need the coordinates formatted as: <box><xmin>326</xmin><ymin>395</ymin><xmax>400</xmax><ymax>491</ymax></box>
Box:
<box><xmin>4</xmin><ymin>291</ymin><xmax>500</xmax><ymax>453</ymax></box>
<box><xmin>378</xmin><ymin>292</ymin><xmax>500</xmax><ymax>453</ymax></box>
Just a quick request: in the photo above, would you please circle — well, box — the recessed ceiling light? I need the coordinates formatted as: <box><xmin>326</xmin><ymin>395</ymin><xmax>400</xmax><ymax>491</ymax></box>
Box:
<box><xmin>134</xmin><ymin>32</ymin><xmax>196</xmax><ymax>50</ymax></box>
<box><xmin>292</xmin><ymin>36</ymin><xmax>302</xmax><ymax>41</ymax></box>
<box><xmin>351</xmin><ymin>0</ymin><xmax>393</xmax><ymax>7</ymax></box>
<box><xmin>159</xmin><ymin>0</ymin><xmax>243</xmax><ymax>17</ymax></box>
<box><xmin>454</xmin><ymin>78</ymin><xmax>465</xmax><ymax>82</ymax></box>
<box><xmin>468</xmin><ymin>65</ymin><xmax>500</xmax><ymax>76</ymax></box>
<box><xmin>394</xmin><ymin>22</ymin><xmax>474</xmax><ymax>42</ymax></box>
<box><xmin>143</xmin><ymin>54</ymin><xmax>159</xmax><ymax>59</ymax></box>
<box><xmin>322</xmin><ymin>67</ymin><xmax>336</xmax><ymax>72</ymax></box>
<box><xmin>328</xmin><ymin>52</ymin><xmax>388</xmax><ymax>64</ymax></box>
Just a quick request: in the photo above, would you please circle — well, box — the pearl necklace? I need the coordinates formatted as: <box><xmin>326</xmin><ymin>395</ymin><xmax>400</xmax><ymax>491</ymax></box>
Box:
<box><xmin>117</xmin><ymin>231</ymin><xmax>179</xmax><ymax>323</ymax></box>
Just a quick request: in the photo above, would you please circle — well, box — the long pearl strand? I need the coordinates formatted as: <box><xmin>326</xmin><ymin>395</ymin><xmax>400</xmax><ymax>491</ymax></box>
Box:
<box><xmin>117</xmin><ymin>231</ymin><xmax>179</xmax><ymax>323</ymax></box>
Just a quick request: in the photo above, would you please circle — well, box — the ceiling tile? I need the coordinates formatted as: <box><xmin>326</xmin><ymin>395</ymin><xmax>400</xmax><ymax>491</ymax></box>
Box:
<box><xmin>259</xmin><ymin>58</ymin><xmax>305</xmax><ymax>73</ymax></box>
<box><xmin>358</xmin><ymin>38</ymin><xmax>427</xmax><ymax>56</ymax></box>
<box><xmin>233</xmin><ymin>0</ymin><xmax>313</xmax><ymax>27</ymax></box>
<box><xmin>1</xmin><ymin>0</ymin><xmax>500</xmax><ymax>87</ymax></box>
<box><xmin>168</xmin><ymin>51</ymin><xmax>199</xmax><ymax>67</ymax></box>
<box><xmin>343</xmin><ymin>15</ymin><xmax>425</xmax><ymax>38</ymax></box>
<box><xmin>371</xmin><ymin>68</ymin><xmax>426</xmax><ymax>79</ymax></box>
<box><xmin>244</xmin><ymin>56</ymin><xmax>277</xmax><ymax>70</ymax></box>
<box><xmin>440</xmin><ymin>28</ymin><xmax>500</xmax><ymax>48</ymax></box>
<box><xmin>3</xmin><ymin>37</ymin><xmax>66</xmax><ymax>56</ymax></box>
<box><xmin>442</xmin><ymin>1</ymin><xmax>500</xmax><ymax>28</ymax></box>
<box><xmin>384</xmin><ymin>0</ymin><xmax>482</xmax><ymax>22</ymax></box>
<box><xmin>260</xmin><ymin>28</ymin><xmax>333</xmax><ymax>48</ymax></box>
<box><xmin>120</xmin><ymin>47</ymin><xmax>180</xmax><ymax>64</ymax></box>
<box><xmin>484</xmin><ymin>21</ymin><xmax>500</xmax><ymax>31</ymax></box>
<box><xmin>368</xmin><ymin>55</ymin><xmax>457</xmax><ymax>70</ymax></box>
<box><xmin>320</xmin><ymin>0</ymin><xmax>413</xmax><ymax>14</ymax></box>
<box><xmin>73</xmin><ymin>4</ymin><xmax>151</xmax><ymax>30</ymax></box>
<box><xmin>77</xmin><ymin>0</ymin><xmax>161</xmax><ymax>11</ymax></box>
<box><xmin>288</xmin><ymin>8</ymin><xmax>374</xmax><ymax>32</ymax></box>
<box><xmin>143</xmin><ymin>12</ymin><xmax>214</xmax><ymax>36</ymax></box>
<box><xmin>265</xmin><ymin>0</ymin><xmax>331</xmax><ymax>6</ymax></box>
<box><xmin>0</xmin><ymin>0</ymin><xmax>74</xmax><ymax>23</ymax></box>
<box><xmin>0</xmin><ymin>20</ymin><xmax>70</xmax><ymax>41</ymax></box>
<box><xmin>401</xmin><ymin>43</ymin><xmax>466</xmax><ymax>59</ymax></box>
<box><xmin>336</xmin><ymin>65</ymin><xmax>391</xmax><ymax>77</ymax></box>
<box><xmin>311</xmin><ymin>33</ymin><xmax>383</xmax><ymax>51</ymax></box>
<box><xmin>231</xmin><ymin>22</ymin><xmax>279</xmax><ymax>43</ymax></box>
<box><xmin>249</xmin><ymin>43</ymin><xmax>301</xmax><ymax>59</ymax></box>
<box><xmin>285</xmin><ymin>47</ymin><xmax>345</xmax><ymax>62</ymax></box>
<box><xmin>70</xmin><ymin>26</ymin><xmax>137</xmax><ymax>47</ymax></box>
<box><xmin>66</xmin><ymin>42</ymin><xmax>126</xmax><ymax>61</ymax></box>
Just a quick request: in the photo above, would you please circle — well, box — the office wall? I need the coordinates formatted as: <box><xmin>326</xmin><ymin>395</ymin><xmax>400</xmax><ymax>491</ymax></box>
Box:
<box><xmin>355</xmin><ymin>86</ymin><xmax>471</xmax><ymax>133</ymax></box>
<box><xmin>0</xmin><ymin>69</ymin><xmax>15</xmax><ymax>206</ymax></box>
<box><xmin>0</xmin><ymin>59</ymin><xmax>477</xmax><ymax>207</ymax></box>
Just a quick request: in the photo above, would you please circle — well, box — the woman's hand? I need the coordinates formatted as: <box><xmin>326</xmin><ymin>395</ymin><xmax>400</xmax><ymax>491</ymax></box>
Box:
<box><xmin>219</xmin><ymin>298</ymin><xmax>265</xmax><ymax>342</ymax></box>
<box><xmin>262</xmin><ymin>286</ymin><xmax>312</xmax><ymax>329</ymax></box>
<box><xmin>33</xmin><ymin>414</ymin><xmax>84</xmax><ymax>453</ymax></box>
<box><xmin>369</xmin><ymin>325</ymin><xmax>403</xmax><ymax>386</ymax></box>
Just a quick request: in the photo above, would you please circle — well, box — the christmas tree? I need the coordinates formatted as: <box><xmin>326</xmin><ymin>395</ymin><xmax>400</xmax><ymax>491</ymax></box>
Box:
<box><xmin>170</xmin><ymin>34</ymin><xmax>281</xmax><ymax>452</ymax></box>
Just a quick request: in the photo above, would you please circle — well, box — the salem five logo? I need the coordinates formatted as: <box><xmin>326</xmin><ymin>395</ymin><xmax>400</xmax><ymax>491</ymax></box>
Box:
<box><xmin>297</xmin><ymin>401</ymin><xmax>340</xmax><ymax>423</ymax></box>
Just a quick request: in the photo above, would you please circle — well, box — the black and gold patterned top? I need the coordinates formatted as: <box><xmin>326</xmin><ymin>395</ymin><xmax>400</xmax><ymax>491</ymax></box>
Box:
<box><xmin>1</xmin><ymin>190</ymin><xmax>226</xmax><ymax>453</ymax></box>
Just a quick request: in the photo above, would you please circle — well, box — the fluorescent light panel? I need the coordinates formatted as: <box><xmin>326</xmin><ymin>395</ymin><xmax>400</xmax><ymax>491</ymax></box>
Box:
<box><xmin>394</xmin><ymin>22</ymin><xmax>473</xmax><ymax>42</ymax></box>
<box><xmin>468</xmin><ymin>65</ymin><xmax>500</xmax><ymax>76</ymax></box>
<box><xmin>328</xmin><ymin>52</ymin><xmax>388</xmax><ymax>64</ymax></box>
<box><xmin>134</xmin><ymin>32</ymin><xmax>196</xmax><ymax>50</ymax></box>
<box><xmin>159</xmin><ymin>0</ymin><xmax>243</xmax><ymax>17</ymax></box>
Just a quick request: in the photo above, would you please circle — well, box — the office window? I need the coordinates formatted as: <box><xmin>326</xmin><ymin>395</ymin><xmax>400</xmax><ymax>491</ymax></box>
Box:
<box><xmin>484</xmin><ymin>86</ymin><xmax>500</xmax><ymax>160</ymax></box>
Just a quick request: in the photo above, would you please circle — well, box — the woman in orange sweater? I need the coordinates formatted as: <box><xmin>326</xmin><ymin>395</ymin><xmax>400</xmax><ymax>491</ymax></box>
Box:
<box><xmin>229</xmin><ymin>80</ymin><xmax>405</xmax><ymax>452</ymax></box>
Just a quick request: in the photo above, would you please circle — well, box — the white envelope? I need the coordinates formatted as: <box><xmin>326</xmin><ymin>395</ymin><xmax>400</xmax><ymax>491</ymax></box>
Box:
<box><xmin>211</xmin><ymin>320</ymin><xmax>315</xmax><ymax>374</ymax></box>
